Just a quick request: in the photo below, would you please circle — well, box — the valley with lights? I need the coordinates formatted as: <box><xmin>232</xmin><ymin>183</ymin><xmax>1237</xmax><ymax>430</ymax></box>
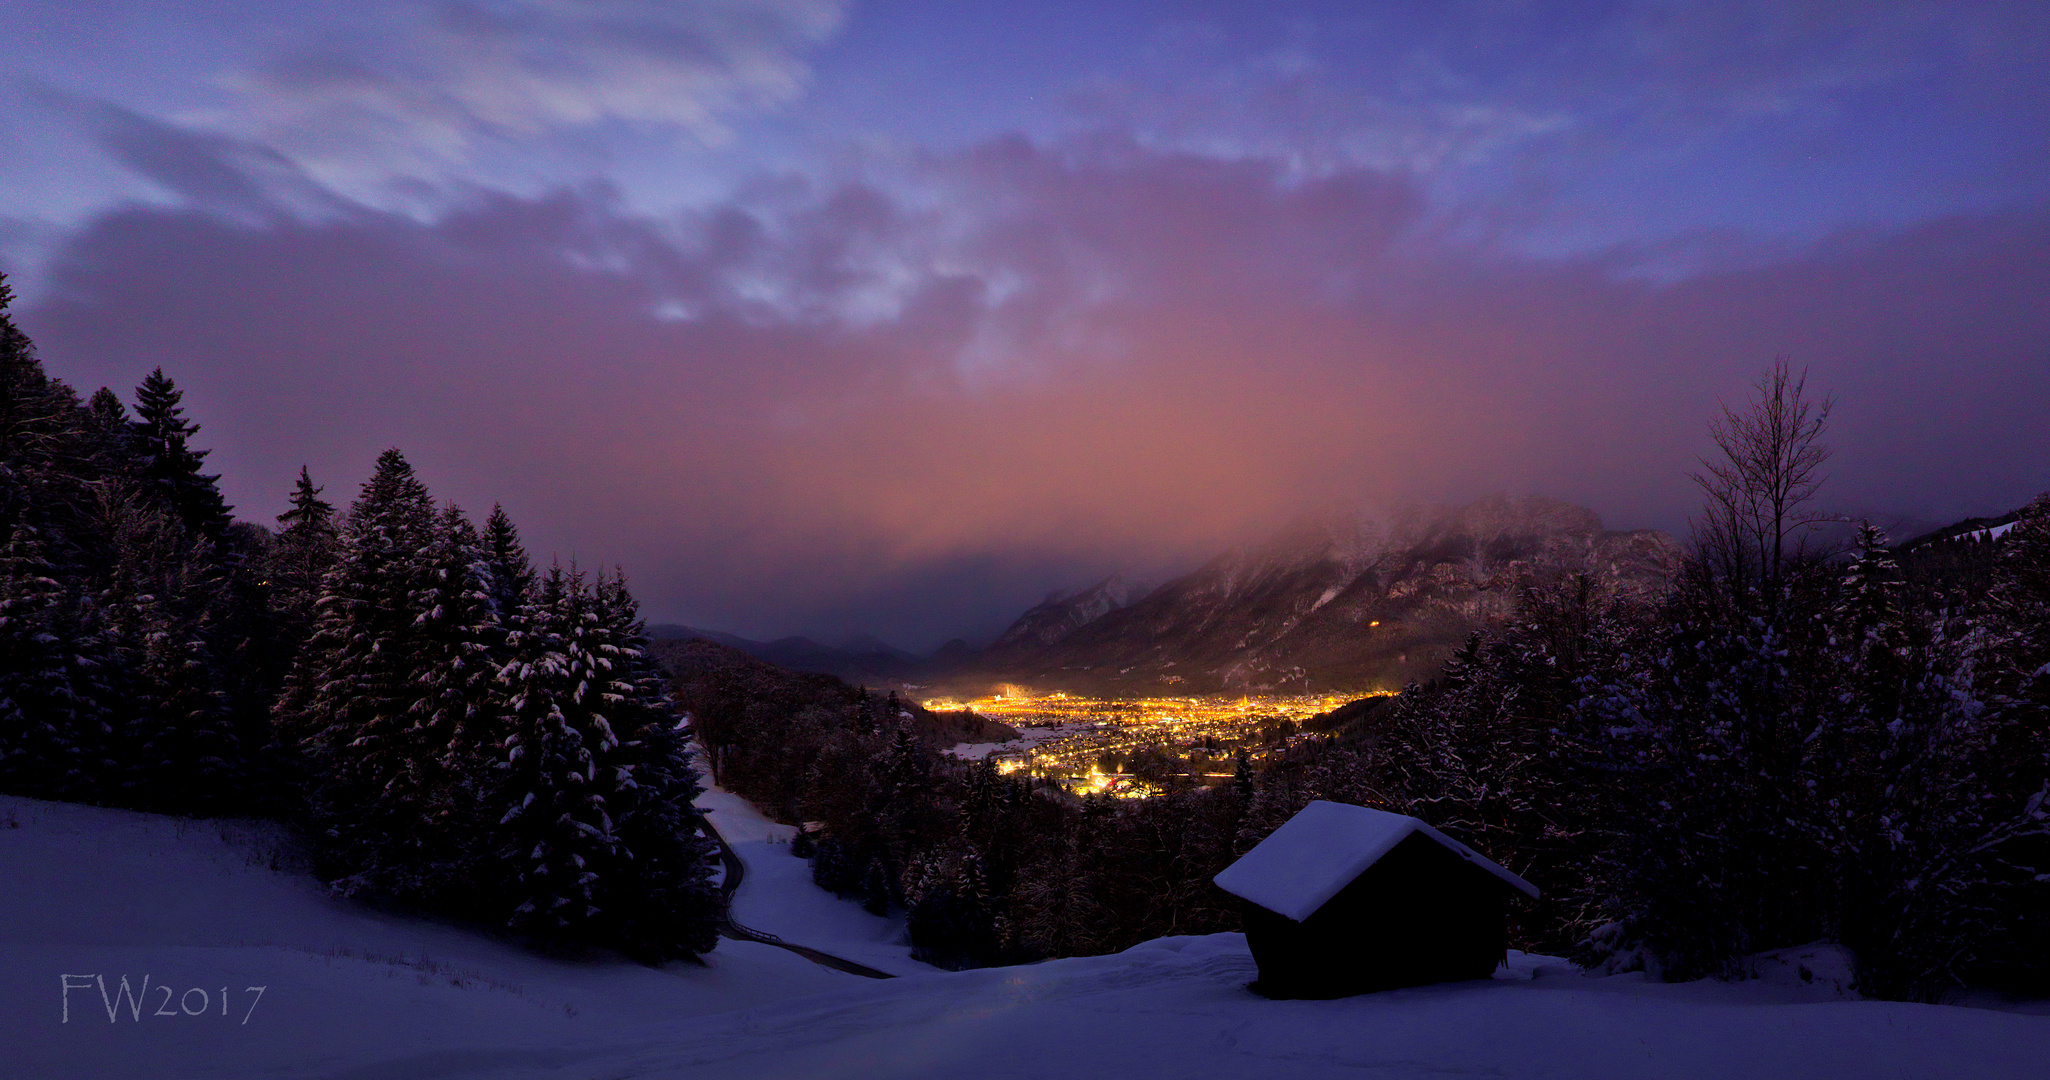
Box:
<box><xmin>923</xmin><ymin>691</ymin><xmax>1393</xmax><ymax>798</ymax></box>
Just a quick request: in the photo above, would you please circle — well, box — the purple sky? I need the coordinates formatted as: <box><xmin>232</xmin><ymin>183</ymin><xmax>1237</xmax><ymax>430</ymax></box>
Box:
<box><xmin>4</xmin><ymin>1</ymin><xmax>2047</xmax><ymax>648</ymax></box>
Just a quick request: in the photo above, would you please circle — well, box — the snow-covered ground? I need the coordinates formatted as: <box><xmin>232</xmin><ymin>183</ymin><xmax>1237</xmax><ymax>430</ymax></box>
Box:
<box><xmin>945</xmin><ymin>723</ymin><xmax>1070</xmax><ymax>761</ymax></box>
<box><xmin>0</xmin><ymin>793</ymin><xmax>864</xmax><ymax>1080</ymax></box>
<box><xmin>696</xmin><ymin>783</ymin><xmax>928</xmax><ymax>976</ymax></box>
<box><xmin>7</xmin><ymin>791</ymin><xmax>2050</xmax><ymax>1079</ymax></box>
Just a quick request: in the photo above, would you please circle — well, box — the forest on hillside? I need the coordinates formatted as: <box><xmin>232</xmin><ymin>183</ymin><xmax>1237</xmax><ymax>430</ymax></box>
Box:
<box><xmin>0</xmin><ymin>276</ymin><xmax>723</xmax><ymax>959</ymax></box>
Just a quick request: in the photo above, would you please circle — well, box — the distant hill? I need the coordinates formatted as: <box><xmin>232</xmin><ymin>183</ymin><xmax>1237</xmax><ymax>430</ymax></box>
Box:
<box><xmin>949</xmin><ymin>495</ymin><xmax>1681</xmax><ymax>696</ymax></box>
<box><xmin>650</xmin><ymin>637</ymin><xmax>1017</xmax><ymax>750</ymax></box>
<box><xmin>1898</xmin><ymin>507</ymin><xmax>2028</xmax><ymax>550</ymax></box>
<box><xmin>1891</xmin><ymin>497</ymin><xmax>2040</xmax><ymax>597</ymax></box>
<box><xmin>647</xmin><ymin>624</ymin><xmax>927</xmax><ymax>686</ymax></box>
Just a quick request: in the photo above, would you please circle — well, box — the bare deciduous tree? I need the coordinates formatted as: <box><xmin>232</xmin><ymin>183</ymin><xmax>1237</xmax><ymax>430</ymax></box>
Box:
<box><xmin>1690</xmin><ymin>358</ymin><xmax>1834</xmax><ymax>600</ymax></box>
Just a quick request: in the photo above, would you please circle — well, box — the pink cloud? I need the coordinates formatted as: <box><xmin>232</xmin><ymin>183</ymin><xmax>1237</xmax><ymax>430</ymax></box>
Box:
<box><xmin>23</xmin><ymin>132</ymin><xmax>2050</xmax><ymax>643</ymax></box>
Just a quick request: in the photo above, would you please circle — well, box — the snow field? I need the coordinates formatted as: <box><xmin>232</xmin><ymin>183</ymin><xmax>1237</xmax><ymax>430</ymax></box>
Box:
<box><xmin>0</xmin><ymin>795</ymin><xmax>860</xmax><ymax>1080</ymax></box>
<box><xmin>7</xmin><ymin>791</ymin><xmax>2050</xmax><ymax>1079</ymax></box>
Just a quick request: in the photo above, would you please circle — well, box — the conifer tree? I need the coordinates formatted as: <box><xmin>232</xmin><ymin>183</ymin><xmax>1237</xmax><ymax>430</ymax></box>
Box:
<box><xmin>0</xmin><ymin>526</ymin><xmax>116</xmax><ymax>799</ymax></box>
<box><xmin>0</xmin><ymin>275</ymin><xmax>100</xmax><ymax>568</ymax></box>
<box><xmin>589</xmin><ymin>570</ymin><xmax>722</xmax><ymax>958</ymax></box>
<box><xmin>280</xmin><ymin>449</ymin><xmax>452</xmax><ymax>896</ymax></box>
<box><xmin>387</xmin><ymin>502</ymin><xmax>505</xmax><ymax>898</ymax></box>
<box><xmin>130</xmin><ymin>368</ymin><xmax>233</xmax><ymax>542</ymax></box>
<box><xmin>493</xmin><ymin>566</ymin><xmax>721</xmax><ymax>956</ymax></box>
<box><xmin>482</xmin><ymin>504</ymin><xmax>537</xmax><ymax>629</ymax></box>
<box><xmin>0</xmin><ymin>279</ymin><xmax>126</xmax><ymax>801</ymax></box>
<box><xmin>1835</xmin><ymin>524</ymin><xmax>1903</xmax><ymax>650</ymax></box>
<box><xmin>268</xmin><ymin>467</ymin><xmax>338</xmax><ymax>641</ymax></box>
<box><xmin>495</xmin><ymin>564</ymin><xmax>621</xmax><ymax>936</ymax></box>
<box><xmin>122</xmin><ymin>581</ymin><xmax>242</xmax><ymax>813</ymax></box>
<box><xmin>0</xmin><ymin>274</ymin><xmax>27</xmax><ymax>365</ymax></box>
<box><xmin>277</xmin><ymin>466</ymin><xmax>333</xmax><ymax>534</ymax></box>
<box><xmin>83</xmin><ymin>388</ymin><xmax>137</xmax><ymax>475</ymax></box>
<box><xmin>86</xmin><ymin>386</ymin><xmax>126</xmax><ymax>423</ymax></box>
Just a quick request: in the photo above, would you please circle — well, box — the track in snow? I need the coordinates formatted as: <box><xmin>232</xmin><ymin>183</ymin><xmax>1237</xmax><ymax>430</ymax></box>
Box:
<box><xmin>698</xmin><ymin>809</ymin><xmax>897</xmax><ymax>980</ymax></box>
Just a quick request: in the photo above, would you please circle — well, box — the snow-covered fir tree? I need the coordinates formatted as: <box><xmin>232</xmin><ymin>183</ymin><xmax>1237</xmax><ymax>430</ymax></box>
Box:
<box><xmin>587</xmin><ymin>570</ymin><xmax>722</xmax><ymax>959</ymax></box>
<box><xmin>482</xmin><ymin>504</ymin><xmax>537</xmax><ymax>630</ymax></box>
<box><xmin>0</xmin><ymin>276</ymin><xmax>103</xmax><ymax>580</ymax></box>
<box><xmin>0</xmin><ymin>280</ymin><xmax>128</xmax><ymax>803</ymax></box>
<box><xmin>280</xmin><ymin>449</ymin><xmax>490</xmax><ymax>900</ymax></box>
<box><xmin>493</xmin><ymin>566</ymin><xmax>720</xmax><ymax>956</ymax></box>
<box><xmin>121</xmin><ymin>581</ymin><xmax>242</xmax><ymax>813</ymax></box>
<box><xmin>387</xmin><ymin>502</ymin><xmax>506</xmax><ymax>898</ymax></box>
<box><xmin>0</xmin><ymin>525</ymin><xmax>117</xmax><ymax>800</ymax></box>
<box><xmin>1836</xmin><ymin>524</ymin><xmax>1903</xmax><ymax>644</ymax></box>
<box><xmin>493</xmin><ymin>565</ymin><xmax>627</xmax><ymax>937</ymax></box>
<box><xmin>268</xmin><ymin>466</ymin><xmax>338</xmax><ymax>640</ymax></box>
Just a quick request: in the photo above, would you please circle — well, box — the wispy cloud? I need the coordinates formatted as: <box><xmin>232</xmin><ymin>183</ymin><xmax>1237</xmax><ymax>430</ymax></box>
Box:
<box><xmin>197</xmin><ymin>0</ymin><xmax>846</xmax><ymax>194</ymax></box>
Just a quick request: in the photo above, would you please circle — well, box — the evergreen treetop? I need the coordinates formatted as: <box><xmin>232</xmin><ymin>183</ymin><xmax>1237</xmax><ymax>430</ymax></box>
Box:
<box><xmin>130</xmin><ymin>368</ymin><xmax>233</xmax><ymax>540</ymax></box>
<box><xmin>277</xmin><ymin>466</ymin><xmax>334</xmax><ymax>536</ymax></box>
<box><xmin>483</xmin><ymin>503</ymin><xmax>537</xmax><ymax>623</ymax></box>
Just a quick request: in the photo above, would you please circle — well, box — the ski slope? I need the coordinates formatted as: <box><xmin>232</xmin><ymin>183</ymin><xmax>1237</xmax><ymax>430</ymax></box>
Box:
<box><xmin>6</xmin><ymin>792</ymin><xmax>2049</xmax><ymax>1079</ymax></box>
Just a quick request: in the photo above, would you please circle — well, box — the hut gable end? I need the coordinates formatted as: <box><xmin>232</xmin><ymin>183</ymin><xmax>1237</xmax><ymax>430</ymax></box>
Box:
<box><xmin>1214</xmin><ymin>800</ymin><xmax>1537</xmax><ymax>923</ymax></box>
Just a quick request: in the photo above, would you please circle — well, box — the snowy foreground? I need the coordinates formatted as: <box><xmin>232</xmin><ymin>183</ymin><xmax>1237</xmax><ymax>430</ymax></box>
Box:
<box><xmin>6</xmin><ymin>794</ymin><xmax>2050</xmax><ymax>1080</ymax></box>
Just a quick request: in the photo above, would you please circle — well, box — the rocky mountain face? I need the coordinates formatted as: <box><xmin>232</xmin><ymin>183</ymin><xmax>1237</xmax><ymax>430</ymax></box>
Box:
<box><xmin>984</xmin><ymin>574</ymin><xmax>1134</xmax><ymax>652</ymax></box>
<box><xmin>958</xmin><ymin>496</ymin><xmax>1680</xmax><ymax>696</ymax></box>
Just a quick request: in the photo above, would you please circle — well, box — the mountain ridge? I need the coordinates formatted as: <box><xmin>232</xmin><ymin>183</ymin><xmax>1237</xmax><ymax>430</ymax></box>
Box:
<box><xmin>958</xmin><ymin>495</ymin><xmax>1682</xmax><ymax>695</ymax></box>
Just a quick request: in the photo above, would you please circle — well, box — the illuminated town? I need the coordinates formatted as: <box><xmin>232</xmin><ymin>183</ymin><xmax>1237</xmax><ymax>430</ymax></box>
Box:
<box><xmin>923</xmin><ymin>690</ymin><xmax>1393</xmax><ymax>798</ymax></box>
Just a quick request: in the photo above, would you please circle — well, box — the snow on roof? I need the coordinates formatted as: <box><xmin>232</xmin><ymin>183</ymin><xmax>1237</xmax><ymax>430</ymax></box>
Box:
<box><xmin>1213</xmin><ymin>800</ymin><xmax>1539</xmax><ymax>922</ymax></box>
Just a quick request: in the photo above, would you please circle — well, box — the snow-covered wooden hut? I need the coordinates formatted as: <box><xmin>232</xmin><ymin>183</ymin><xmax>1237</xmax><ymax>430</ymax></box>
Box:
<box><xmin>1213</xmin><ymin>800</ymin><xmax>1539</xmax><ymax>998</ymax></box>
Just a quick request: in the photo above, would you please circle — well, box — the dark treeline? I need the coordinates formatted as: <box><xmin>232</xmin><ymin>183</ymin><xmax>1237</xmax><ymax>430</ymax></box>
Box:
<box><xmin>673</xmin><ymin>362</ymin><xmax>2050</xmax><ymax>999</ymax></box>
<box><xmin>0</xmin><ymin>277</ymin><xmax>721</xmax><ymax>960</ymax></box>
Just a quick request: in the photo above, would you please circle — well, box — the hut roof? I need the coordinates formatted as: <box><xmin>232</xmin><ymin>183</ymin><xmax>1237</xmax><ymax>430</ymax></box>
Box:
<box><xmin>1213</xmin><ymin>800</ymin><xmax>1539</xmax><ymax>922</ymax></box>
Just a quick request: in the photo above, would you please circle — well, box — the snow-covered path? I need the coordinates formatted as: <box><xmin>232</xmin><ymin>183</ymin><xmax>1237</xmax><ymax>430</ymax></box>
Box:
<box><xmin>696</xmin><ymin>800</ymin><xmax>898</xmax><ymax>979</ymax></box>
<box><xmin>693</xmin><ymin>781</ymin><xmax>931</xmax><ymax>978</ymax></box>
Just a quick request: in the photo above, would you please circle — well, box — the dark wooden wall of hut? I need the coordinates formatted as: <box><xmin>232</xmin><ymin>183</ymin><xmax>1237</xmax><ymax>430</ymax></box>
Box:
<box><xmin>1243</xmin><ymin>831</ymin><xmax>1513</xmax><ymax>998</ymax></box>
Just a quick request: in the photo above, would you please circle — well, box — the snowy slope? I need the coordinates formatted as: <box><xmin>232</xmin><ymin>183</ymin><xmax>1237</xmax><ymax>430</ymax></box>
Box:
<box><xmin>0</xmin><ymin>794</ymin><xmax>863</xmax><ymax>1080</ymax></box>
<box><xmin>7</xmin><ymin>793</ymin><xmax>2050</xmax><ymax>1079</ymax></box>
<box><xmin>695</xmin><ymin>783</ymin><xmax>929</xmax><ymax>977</ymax></box>
<box><xmin>516</xmin><ymin>939</ymin><xmax>2050</xmax><ymax>1080</ymax></box>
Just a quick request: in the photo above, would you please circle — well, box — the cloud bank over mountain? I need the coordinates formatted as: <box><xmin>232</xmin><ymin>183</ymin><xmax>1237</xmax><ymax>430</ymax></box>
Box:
<box><xmin>6</xmin><ymin>2</ymin><xmax>2048</xmax><ymax>645</ymax></box>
